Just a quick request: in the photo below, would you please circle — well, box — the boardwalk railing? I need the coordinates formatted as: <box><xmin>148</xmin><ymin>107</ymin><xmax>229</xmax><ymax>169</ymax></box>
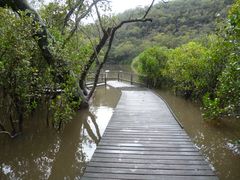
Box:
<box><xmin>86</xmin><ymin>70</ymin><xmax>149</xmax><ymax>87</ymax></box>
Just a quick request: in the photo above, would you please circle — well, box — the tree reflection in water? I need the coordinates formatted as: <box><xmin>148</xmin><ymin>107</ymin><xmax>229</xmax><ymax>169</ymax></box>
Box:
<box><xmin>48</xmin><ymin>109</ymin><xmax>101</xmax><ymax>180</ymax></box>
<box><xmin>0</xmin><ymin>85</ymin><xmax>121</xmax><ymax>179</ymax></box>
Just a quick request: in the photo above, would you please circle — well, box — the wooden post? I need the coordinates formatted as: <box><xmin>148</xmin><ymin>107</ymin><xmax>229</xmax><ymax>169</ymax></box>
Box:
<box><xmin>131</xmin><ymin>73</ymin><xmax>133</xmax><ymax>85</ymax></box>
<box><xmin>118</xmin><ymin>72</ymin><xmax>120</xmax><ymax>81</ymax></box>
<box><xmin>105</xmin><ymin>73</ymin><xmax>107</xmax><ymax>86</ymax></box>
<box><xmin>104</xmin><ymin>70</ymin><xmax>110</xmax><ymax>86</ymax></box>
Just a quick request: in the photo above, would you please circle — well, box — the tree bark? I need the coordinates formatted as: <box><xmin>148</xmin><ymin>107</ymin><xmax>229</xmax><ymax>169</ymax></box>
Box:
<box><xmin>1</xmin><ymin>0</ymin><xmax>156</xmax><ymax>108</ymax></box>
<box><xmin>79</xmin><ymin>28</ymin><xmax>112</xmax><ymax>97</ymax></box>
<box><xmin>9</xmin><ymin>113</ymin><xmax>16</xmax><ymax>134</ymax></box>
<box><xmin>0</xmin><ymin>0</ymin><xmax>56</xmax><ymax>65</ymax></box>
<box><xmin>0</xmin><ymin>122</ymin><xmax>6</xmax><ymax>131</ymax></box>
<box><xmin>85</xmin><ymin>18</ymin><xmax>153</xmax><ymax>101</ymax></box>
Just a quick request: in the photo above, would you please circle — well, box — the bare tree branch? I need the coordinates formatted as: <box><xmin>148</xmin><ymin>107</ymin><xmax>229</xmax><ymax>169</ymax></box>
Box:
<box><xmin>0</xmin><ymin>122</ymin><xmax>6</xmax><ymax>131</ymax></box>
<box><xmin>115</xmin><ymin>18</ymin><xmax>152</xmax><ymax>30</ymax></box>
<box><xmin>84</xmin><ymin>0</ymin><xmax>155</xmax><ymax>100</ymax></box>
<box><xmin>79</xmin><ymin>27</ymin><xmax>111</xmax><ymax>97</ymax></box>
<box><xmin>90</xmin><ymin>12</ymin><xmax>102</xmax><ymax>39</ymax></box>
<box><xmin>87</xmin><ymin>28</ymin><xmax>115</xmax><ymax>100</ymax></box>
<box><xmin>80</xmin><ymin>28</ymin><xmax>100</xmax><ymax>65</ymax></box>
<box><xmin>62</xmin><ymin>0</ymin><xmax>85</xmax><ymax>35</ymax></box>
<box><xmin>142</xmin><ymin>0</ymin><xmax>155</xmax><ymax>19</ymax></box>
<box><xmin>94</xmin><ymin>3</ymin><xmax>105</xmax><ymax>32</ymax></box>
<box><xmin>63</xmin><ymin>0</ymin><xmax>103</xmax><ymax>46</ymax></box>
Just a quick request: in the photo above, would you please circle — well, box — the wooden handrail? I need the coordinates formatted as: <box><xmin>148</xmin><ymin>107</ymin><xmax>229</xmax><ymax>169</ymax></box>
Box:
<box><xmin>86</xmin><ymin>70</ymin><xmax>149</xmax><ymax>87</ymax></box>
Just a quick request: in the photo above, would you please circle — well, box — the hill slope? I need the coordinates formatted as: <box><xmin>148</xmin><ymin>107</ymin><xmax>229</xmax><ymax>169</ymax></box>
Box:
<box><xmin>108</xmin><ymin>0</ymin><xmax>234</xmax><ymax>64</ymax></box>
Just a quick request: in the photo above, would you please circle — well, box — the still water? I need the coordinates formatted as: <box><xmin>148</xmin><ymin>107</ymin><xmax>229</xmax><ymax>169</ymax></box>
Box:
<box><xmin>1</xmin><ymin>80</ymin><xmax>240</xmax><ymax>180</ymax></box>
<box><xmin>157</xmin><ymin>90</ymin><xmax>240</xmax><ymax>180</ymax></box>
<box><xmin>0</xmin><ymin>85</ymin><xmax>121</xmax><ymax>179</ymax></box>
<box><xmin>104</xmin><ymin>65</ymin><xmax>240</xmax><ymax>179</ymax></box>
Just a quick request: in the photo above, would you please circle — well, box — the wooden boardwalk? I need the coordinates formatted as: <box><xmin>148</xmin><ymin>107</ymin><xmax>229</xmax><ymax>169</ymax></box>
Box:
<box><xmin>82</xmin><ymin>81</ymin><xmax>218</xmax><ymax>180</ymax></box>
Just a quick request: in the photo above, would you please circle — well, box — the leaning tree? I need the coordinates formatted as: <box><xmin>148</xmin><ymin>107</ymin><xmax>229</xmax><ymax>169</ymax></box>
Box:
<box><xmin>0</xmin><ymin>0</ymin><xmax>157</xmax><ymax>136</ymax></box>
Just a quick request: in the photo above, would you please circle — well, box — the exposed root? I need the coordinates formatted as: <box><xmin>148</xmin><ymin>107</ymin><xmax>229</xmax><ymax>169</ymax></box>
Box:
<box><xmin>0</xmin><ymin>131</ymin><xmax>22</xmax><ymax>139</ymax></box>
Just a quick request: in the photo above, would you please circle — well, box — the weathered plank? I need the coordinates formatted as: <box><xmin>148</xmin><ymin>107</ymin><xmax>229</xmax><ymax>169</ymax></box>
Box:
<box><xmin>85</xmin><ymin>167</ymin><xmax>215</xmax><ymax>176</ymax></box>
<box><xmin>97</xmin><ymin>146</ymin><xmax>198</xmax><ymax>152</ymax></box>
<box><xmin>82</xmin><ymin>81</ymin><xmax>218</xmax><ymax>179</ymax></box>
<box><xmin>87</xmin><ymin>162</ymin><xmax>211</xmax><ymax>170</ymax></box>
<box><xmin>90</xmin><ymin>157</ymin><xmax>209</xmax><ymax>165</ymax></box>
<box><xmin>82</xmin><ymin>173</ymin><xmax>218</xmax><ymax>180</ymax></box>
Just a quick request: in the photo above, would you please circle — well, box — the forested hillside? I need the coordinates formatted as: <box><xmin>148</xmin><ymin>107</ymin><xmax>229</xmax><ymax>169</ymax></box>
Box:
<box><xmin>108</xmin><ymin>0</ymin><xmax>234</xmax><ymax>64</ymax></box>
<box><xmin>132</xmin><ymin>0</ymin><xmax>240</xmax><ymax>119</ymax></box>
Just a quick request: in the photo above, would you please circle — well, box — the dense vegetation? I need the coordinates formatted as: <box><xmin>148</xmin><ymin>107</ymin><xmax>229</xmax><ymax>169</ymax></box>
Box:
<box><xmin>0</xmin><ymin>0</ymin><xmax>239</xmax><ymax>137</ymax></box>
<box><xmin>0</xmin><ymin>0</ymin><xmax>154</xmax><ymax>137</ymax></box>
<box><xmin>108</xmin><ymin>0</ymin><xmax>234</xmax><ymax>64</ymax></box>
<box><xmin>0</xmin><ymin>7</ymin><xmax>83</xmax><ymax>135</ymax></box>
<box><xmin>133</xmin><ymin>0</ymin><xmax>240</xmax><ymax>119</ymax></box>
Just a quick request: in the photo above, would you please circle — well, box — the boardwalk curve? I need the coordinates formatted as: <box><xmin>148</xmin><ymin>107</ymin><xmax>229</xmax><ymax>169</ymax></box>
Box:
<box><xmin>82</xmin><ymin>81</ymin><xmax>218</xmax><ymax>180</ymax></box>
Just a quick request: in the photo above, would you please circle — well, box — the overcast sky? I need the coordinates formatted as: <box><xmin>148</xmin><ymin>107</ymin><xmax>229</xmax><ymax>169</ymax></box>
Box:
<box><xmin>38</xmin><ymin>0</ymin><xmax>161</xmax><ymax>13</ymax></box>
<box><xmin>110</xmin><ymin>0</ymin><xmax>161</xmax><ymax>13</ymax></box>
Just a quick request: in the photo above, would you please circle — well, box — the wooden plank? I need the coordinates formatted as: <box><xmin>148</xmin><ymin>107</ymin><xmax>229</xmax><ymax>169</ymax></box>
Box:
<box><xmin>87</xmin><ymin>162</ymin><xmax>211</xmax><ymax>170</ymax></box>
<box><xmin>98</xmin><ymin>142</ymin><xmax>195</xmax><ymax>148</ymax></box>
<box><xmin>97</xmin><ymin>146</ymin><xmax>198</xmax><ymax>152</ymax></box>
<box><xmin>105</xmin><ymin>129</ymin><xmax>186</xmax><ymax>133</ymax></box>
<box><xmin>99</xmin><ymin>140</ymin><xmax>194</xmax><ymax>144</ymax></box>
<box><xmin>92</xmin><ymin>153</ymin><xmax>205</xmax><ymax>160</ymax></box>
<box><xmin>85</xmin><ymin>167</ymin><xmax>215</xmax><ymax>176</ymax></box>
<box><xmin>103</xmin><ymin>134</ymin><xmax>189</xmax><ymax>138</ymax></box>
<box><xmin>104</xmin><ymin>131</ymin><xmax>187</xmax><ymax>135</ymax></box>
<box><xmin>94</xmin><ymin>149</ymin><xmax>200</xmax><ymax>156</ymax></box>
<box><xmin>82</xmin><ymin>173</ymin><xmax>218</xmax><ymax>180</ymax></box>
<box><xmin>101</xmin><ymin>137</ymin><xmax>191</xmax><ymax>141</ymax></box>
<box><xmin>103</xmin><ymin>135</ymin><xmax>189</xmax><ymax>139</ymax></box>
<box><xmin>90</xmin><ymin>157</ymin><xmax>209</xmax><ymax>165</ymax></box>
<box><xmin>82</xmin><ymin>82</ymin><xmax>218</xmax><ymax>179</ymax></box>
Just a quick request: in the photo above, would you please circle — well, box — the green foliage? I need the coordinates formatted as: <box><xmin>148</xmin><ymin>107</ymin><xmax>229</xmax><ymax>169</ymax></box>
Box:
<box><xmin>0</xmin><ymin>9</ymin><xmax>44</xmax><ymax>115</ymax></box>
<box><xmin>133</xmin><ymin>46</ymin><xmax>168</xmax><ymax>87</ymax></box>
<box><xmin>0</xmin><ymin>7</ymin><xmax>81</xmax><ymax>131</ymax></box>
<box><xmin>40</xmin><ymin>1</ymin><xmax>67</xmax><ymax>33</ymax></box>
<box><xmin>216</xmin><ymin>55</ymin><xmax>240</xmax><ymax>116</ymax></box>
<box><xmin>203</xmin><ymin>0</ymin><xmax>240</xmax><ymax>119</ymax></box>
<box><xmin>228</xmin><ymin>0</ymin><xmax>240</xmax><ymax>38</ymax></box>
<box><xmin>130</xmin><ymin>0</ymin><xmax>239</xmax><ymax>120</ymax></box>
<box><xmin>202</xmin><ymin>93</ymin><xmax>223</xmax><ymax>119</ymax></box>
<box><xmin>165</xmin><ymin>42</ymin><xmax>209</xmax><ymax>98</ymax></box>
<box><xmin>51</xmin><ymin>76</ymin><xmax>81</xmax><ymax>129</ymax></box>
<box><xmin>109</xmin><ymin>0</ymin><xmax>234</xmax><ymax>64</ymax></box>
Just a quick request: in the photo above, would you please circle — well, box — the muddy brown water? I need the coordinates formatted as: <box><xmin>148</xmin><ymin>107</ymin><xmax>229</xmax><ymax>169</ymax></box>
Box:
<box><xmin>157</xmin><ymin>90</ymin><xmax>240</xmax><ymax>180</ymax></box>
<box><xmin>1</xmin><ymin>82</ymin><xmax>240</xmax><ymax>180</ymax></box>
<box><xmin>0</xmin><ymin>85</ymin><xmax>121</xmax><ymax>179</ymax></box>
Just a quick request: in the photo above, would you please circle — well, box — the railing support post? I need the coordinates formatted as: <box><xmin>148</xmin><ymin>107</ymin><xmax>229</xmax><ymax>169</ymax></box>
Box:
<box><xmin>105</xmin><ymin>73</ymin><xmax>107</xmax><ymax>86</ymax></box>
<box><xmin>118</xmin><ymin>72</ymin><xmax>120</xmax><ymax>81</ymax></box>
<box><xmin>131</xmin><ymin>73</ymin><xmax>133</xmax><ymax>85</ymax></box>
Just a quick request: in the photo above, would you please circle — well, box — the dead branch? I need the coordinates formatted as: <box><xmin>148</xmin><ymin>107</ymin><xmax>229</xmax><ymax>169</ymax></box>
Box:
<box><xmin>84</xmin><ymin>0</ymin><xmax>155</xmax><ymax>101</ymax></box>
<box><xmin>63</xmin><ymin>0</ymin><xmax>104</xmax><ymax>46</ymax></box>
<box><xmin>62</xmin><ymin>0</ymin><xmax>84</xmax><ymax>34</ymax></box>
<box><xmin>80</xmin><ymin>28</ymin><xmax>100</xmax><ymax>64</ymax></box>
<box><xmin>142</xmin><ymin>0</ymin><xmax>155</xmax><ymax>19</ymax></box>
<box><xmin>0</xmin><ymin>122</ymin><xmax>6</xmax><ymax>131</ymax></box>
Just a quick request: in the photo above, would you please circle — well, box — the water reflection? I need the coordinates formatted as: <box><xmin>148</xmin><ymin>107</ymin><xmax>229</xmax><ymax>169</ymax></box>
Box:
<box><xmin>0</xmin><ymin>85</ymin><xmax>121</xmax><ymax>179</ymax></box>
<box><xmin>157</xmin><ymin>89</ymin><xmax>240</xmax><ymax>180</ymax></box>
